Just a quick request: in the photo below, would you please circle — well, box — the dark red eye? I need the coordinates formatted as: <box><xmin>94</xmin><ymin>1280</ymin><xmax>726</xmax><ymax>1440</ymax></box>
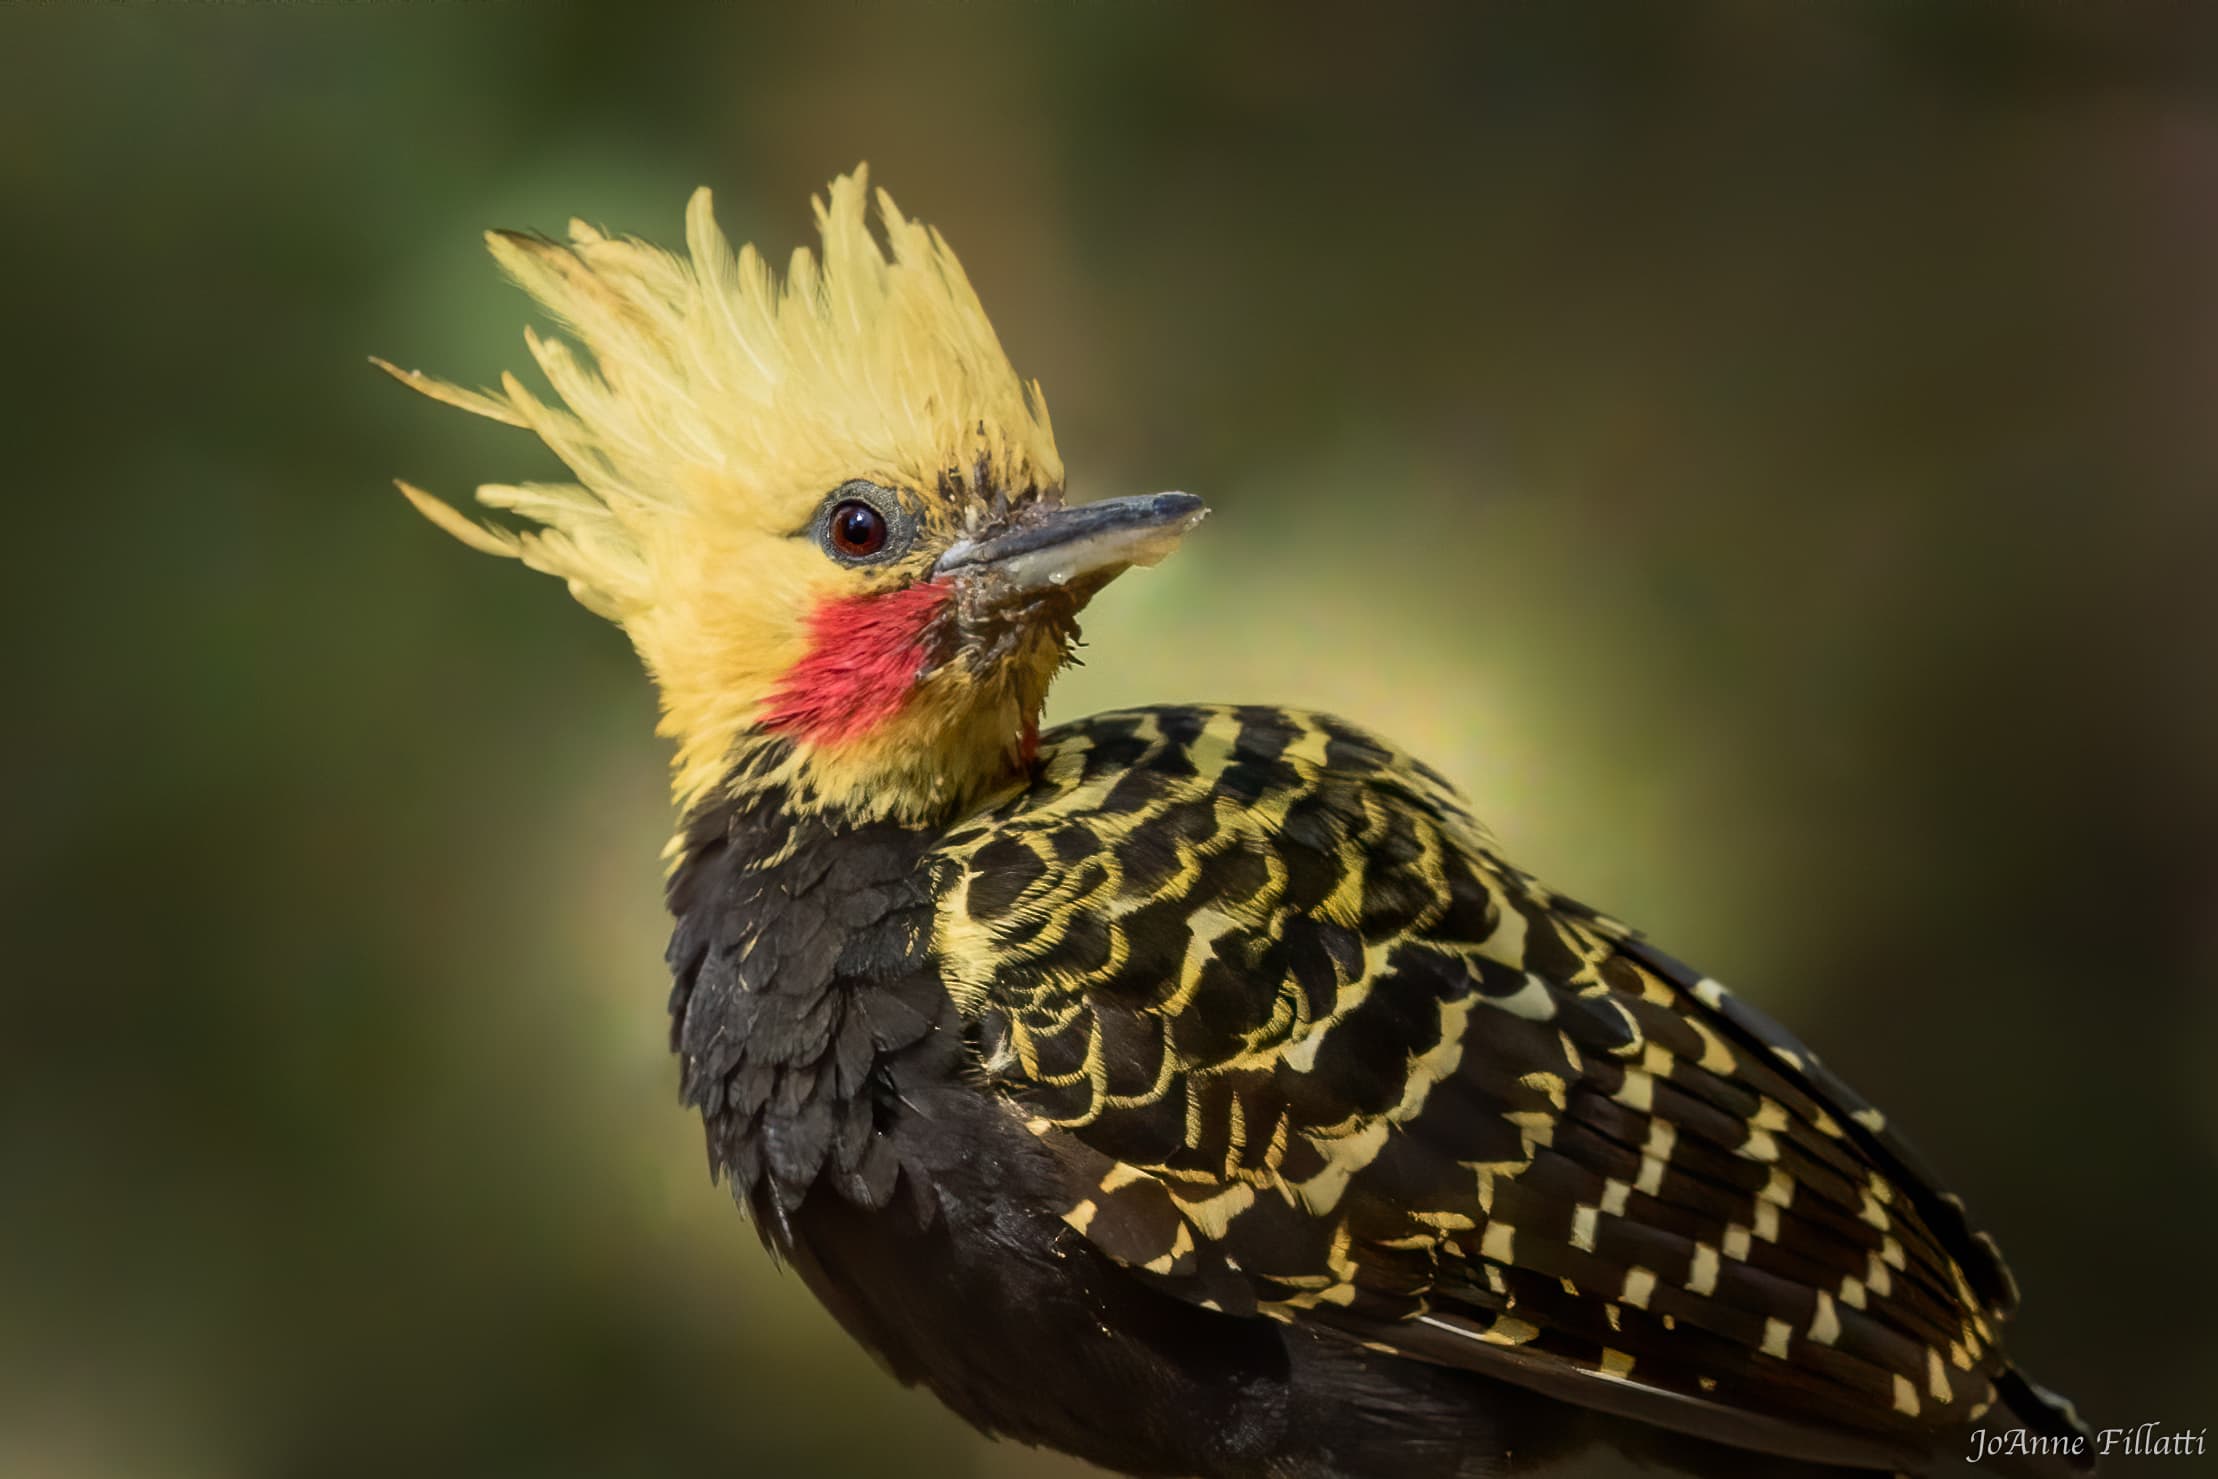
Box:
<box><xmin>828</xmin><ymin>500</ymin><xmax>888</xmax><ymax>558</ymax></box>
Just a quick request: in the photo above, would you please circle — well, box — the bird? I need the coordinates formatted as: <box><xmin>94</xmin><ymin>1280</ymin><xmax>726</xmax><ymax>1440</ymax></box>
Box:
<box><xmin>379</xmin><ymin>168</ymin><xmax>2095</xmax><ymax>1479</ymax></box>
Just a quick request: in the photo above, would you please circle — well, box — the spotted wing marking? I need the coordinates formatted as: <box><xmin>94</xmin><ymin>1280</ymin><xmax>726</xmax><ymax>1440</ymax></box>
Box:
<box><xmin>931</xmin><ymin>705</ymin><xmax>2055</xmax><ymax>1466</ymax></box>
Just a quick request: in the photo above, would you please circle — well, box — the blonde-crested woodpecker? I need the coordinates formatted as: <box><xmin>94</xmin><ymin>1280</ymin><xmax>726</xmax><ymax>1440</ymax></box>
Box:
<box><xmin>382</xmin><ymin>169</ymin><xmax>2093</xmax><ymax>1479</ymax></box>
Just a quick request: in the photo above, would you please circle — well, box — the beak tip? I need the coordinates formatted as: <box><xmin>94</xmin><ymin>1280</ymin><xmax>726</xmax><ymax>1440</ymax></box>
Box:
<box><xmin>1145</xmin><ymin>491</ymin><xmax>1210</xmax><ymax>544</ymax></box>
<box><xmin>1151</xmin><ymin>491</ymin><xmax>1208</xmax><ymax>522</ymax></box>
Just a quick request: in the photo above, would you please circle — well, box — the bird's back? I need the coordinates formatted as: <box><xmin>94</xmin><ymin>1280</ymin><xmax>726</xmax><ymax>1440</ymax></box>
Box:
<box><xmin>663</xmin><ymin>704</ymin><xmax>2092</xmax><ymax>1477</ymax></box>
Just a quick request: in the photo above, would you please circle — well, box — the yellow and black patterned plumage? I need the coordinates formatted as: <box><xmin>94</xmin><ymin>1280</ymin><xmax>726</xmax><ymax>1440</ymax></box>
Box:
<box><xmin>925</xmin><ymin>705</ymin><xmax>2081</xmax><ymax>1474</ymax></box>
<box><xmin>392</xmin><ymin>171</ymin><xmax>2093</xmax><ymax>1478</ymax></box>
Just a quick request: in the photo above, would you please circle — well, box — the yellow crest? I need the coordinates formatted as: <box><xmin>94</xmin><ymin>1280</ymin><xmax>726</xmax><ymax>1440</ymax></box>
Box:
<box><xmin>381</xmin><ymin>168</ymin><xmax>1065</xmax><ymax>811</ymax></box>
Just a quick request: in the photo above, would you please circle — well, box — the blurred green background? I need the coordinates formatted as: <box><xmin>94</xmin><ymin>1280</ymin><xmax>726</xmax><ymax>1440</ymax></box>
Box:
<box><xmin>6</xmin><ymin>4</ymin><xmax>2216</xmax><ymax>1476</ymax></box>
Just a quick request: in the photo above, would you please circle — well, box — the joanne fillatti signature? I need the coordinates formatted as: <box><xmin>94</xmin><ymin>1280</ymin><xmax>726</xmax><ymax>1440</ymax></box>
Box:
<box><xmin>1967</xmin><ymin>1423</ymin><xmax>2207</xmax><ymax>1464</ymax></box>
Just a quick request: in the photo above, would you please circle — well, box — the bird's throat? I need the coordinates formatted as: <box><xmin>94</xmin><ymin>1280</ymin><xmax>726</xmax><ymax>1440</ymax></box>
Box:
<box><xmin>745</xmin><ymin>583</ymin><xmax>1056</xmax><ymax>826</ymax></box>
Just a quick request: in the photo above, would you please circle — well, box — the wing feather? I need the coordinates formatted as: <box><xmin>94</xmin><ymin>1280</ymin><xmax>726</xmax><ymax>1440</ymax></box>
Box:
<box><xmin>929</xmin><ymin>705</ymin><xmax>2083</xmax><ymax>1470</ymax></box>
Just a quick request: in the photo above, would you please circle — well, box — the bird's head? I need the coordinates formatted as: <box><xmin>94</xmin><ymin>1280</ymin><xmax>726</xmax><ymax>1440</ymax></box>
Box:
<box><xmin>383</xmin><ymin>169</ymin><xmax>1204</xmax><ymax>825</ymax></box>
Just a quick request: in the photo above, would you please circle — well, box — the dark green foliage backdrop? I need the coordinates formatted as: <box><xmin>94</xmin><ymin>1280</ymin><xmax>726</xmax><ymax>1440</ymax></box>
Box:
<box><xmin>4</xmin><ymin>5</ymin><xmax>2214</xmax><ymax>1476</ymax></box>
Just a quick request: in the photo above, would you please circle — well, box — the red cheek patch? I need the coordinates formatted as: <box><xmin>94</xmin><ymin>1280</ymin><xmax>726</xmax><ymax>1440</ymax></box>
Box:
<box><xmin>760</xmin><ymin>583</ymin><xmax>952</xmax><ymax>746</ymax></box>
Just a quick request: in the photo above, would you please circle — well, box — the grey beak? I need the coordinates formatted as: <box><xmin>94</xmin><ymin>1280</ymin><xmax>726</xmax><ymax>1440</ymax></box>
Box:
<box><xmin>932</xmin><ymin>493</ymin><xmax>1208</xmax><ymax>592</ymax></box>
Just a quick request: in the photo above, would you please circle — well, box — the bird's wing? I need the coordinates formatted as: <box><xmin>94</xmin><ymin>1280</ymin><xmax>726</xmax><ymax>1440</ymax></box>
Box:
<box><xmin>929</xmin><ymin>705</ymin><xmax>2048</xmax><ymax>1473</ymax></box>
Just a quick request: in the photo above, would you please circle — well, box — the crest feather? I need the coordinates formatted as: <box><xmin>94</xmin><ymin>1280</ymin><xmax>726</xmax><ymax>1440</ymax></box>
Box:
<box><xmin>382</xmin><ymin>167</ymin><xmax>1065</xmax><ymax>808</ymax></box>
<box><xmin>382</xmin><ymin>165</ymin><xmax>1062</xmax><ymax>615</ymax></box>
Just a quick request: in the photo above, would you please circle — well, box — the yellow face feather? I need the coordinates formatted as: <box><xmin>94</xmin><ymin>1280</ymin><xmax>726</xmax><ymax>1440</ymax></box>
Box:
<box><xmin>381</xmin><ymin>168</ymin><xmax>1066</xmax><ymax>817</ymax></box>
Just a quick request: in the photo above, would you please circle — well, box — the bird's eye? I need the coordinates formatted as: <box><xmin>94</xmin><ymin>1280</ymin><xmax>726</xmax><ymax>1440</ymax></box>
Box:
<box><xmin>828</xmin><ymin>500</ymin><xmax>888</xmax><ymax>558</ymax></box>
<box><xmin>812</xmin><ymin>482</ymin><xmax>913</xmax><ymax>565</ymax></box>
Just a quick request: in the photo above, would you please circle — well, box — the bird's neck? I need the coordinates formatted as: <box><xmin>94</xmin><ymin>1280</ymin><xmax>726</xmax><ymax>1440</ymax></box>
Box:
<box><xmin>682</xmin><ymin>722</ymin><xmax>1033</xmax><ymax>834</ymax></box>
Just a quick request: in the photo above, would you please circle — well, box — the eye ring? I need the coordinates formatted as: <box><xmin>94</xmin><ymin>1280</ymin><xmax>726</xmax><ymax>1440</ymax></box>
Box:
<box><xmin>828</xmin><ymin>499</ymin><xmax>887</xmax><ymax>557</ymax></box>
<box><xmin>812</xmin><ymin>481</ymin><xmax>915</xmax><ymax>566</ymax></box>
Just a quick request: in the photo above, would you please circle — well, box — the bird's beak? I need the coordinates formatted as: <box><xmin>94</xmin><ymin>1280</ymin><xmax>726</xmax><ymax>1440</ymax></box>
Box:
<box><xmin>932</xmin><ymin>493</ymin><xmax>1208</xmax><ymax>596</ymax></box>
